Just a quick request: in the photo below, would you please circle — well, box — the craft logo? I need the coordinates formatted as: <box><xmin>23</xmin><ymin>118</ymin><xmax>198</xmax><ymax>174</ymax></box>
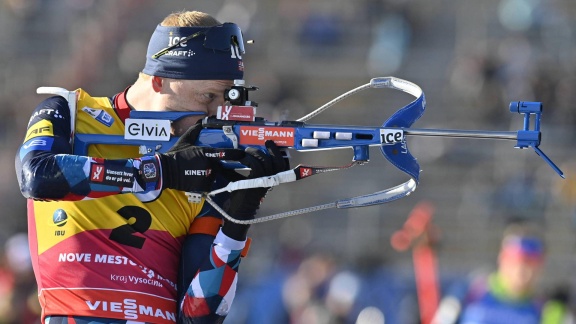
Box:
<box><xmin>380</xmin><ymin>129</ymin><xmax>404</xmax><ymax>145</ymax></box>
<box><xmin>164</xmin><ymin>49</ymin><xmax>195</xmax><ymax>57</ymax></box>
<box><xmin>166</xmin><ymin>34</ymin><xmax>197</xmax><ymax>56</ymax></box>
<box><xmin>29</xmin><ymin>108</ymin><xmax>64</xmax><ymax>123</ymax></box>
<box><xmin>125</xmin><ymin>119</ymin><xmax>171</xmax><ymax>141</ymax></box>
<box><xmin>239</xmin><ymin>126</ymin><xmax>295</xmax><ymax>146</ymax></box>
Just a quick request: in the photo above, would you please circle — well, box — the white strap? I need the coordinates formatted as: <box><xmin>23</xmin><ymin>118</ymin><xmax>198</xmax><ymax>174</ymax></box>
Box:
<box><xmin>208</xmin><ymin>170</ymin><xmax>297</xmax><ymax>196</ymax></box>
<box><xmin>204</xmin><ymin>178</ymin><xmax>417</xmax><ymax>225</ymax></box>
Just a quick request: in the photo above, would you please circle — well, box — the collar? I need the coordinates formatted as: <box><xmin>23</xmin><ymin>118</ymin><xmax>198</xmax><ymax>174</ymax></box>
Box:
<box><xmin>113</xmin><ymin>86</ymin><xmax>133</xmax><ymax>123</ymax></box>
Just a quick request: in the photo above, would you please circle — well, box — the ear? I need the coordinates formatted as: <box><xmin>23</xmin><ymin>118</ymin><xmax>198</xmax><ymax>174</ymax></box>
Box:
<box><xmin>151</xmin><ymin>76</ymin><xmax>163</xmax><ymax>92</ymax></box>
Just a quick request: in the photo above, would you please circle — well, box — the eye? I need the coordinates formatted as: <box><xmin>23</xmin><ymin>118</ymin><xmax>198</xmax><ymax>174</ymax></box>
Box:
<box><xmin>202</xmin><ymin>93</ymin><xmax>216</xmax><ymax>101</ymax></box>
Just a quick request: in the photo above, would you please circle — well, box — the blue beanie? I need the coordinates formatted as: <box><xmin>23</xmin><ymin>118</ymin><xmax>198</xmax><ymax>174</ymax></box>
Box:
<box><xmin>143</xmin><ymin>23</ymin><xmax>244</xmax><ymax>80</ymax></box>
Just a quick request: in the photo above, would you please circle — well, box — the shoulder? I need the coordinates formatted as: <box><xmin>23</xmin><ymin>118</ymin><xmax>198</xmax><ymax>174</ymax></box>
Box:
<box><xmin>28</xmin><ymin>96</ymin><xmax>71</xmax><ymax>125</ymax></box>
<box><xmin>36</xmin><ymin>95</ymin><xmax>70</xmax><ymax>111</ymax></box>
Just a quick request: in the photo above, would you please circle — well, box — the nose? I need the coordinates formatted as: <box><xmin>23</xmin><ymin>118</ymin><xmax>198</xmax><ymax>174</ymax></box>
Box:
<box><xmin>208</xmin><ymin>102</ymin><xmax>224</xmax><ymax>117</ymax></box>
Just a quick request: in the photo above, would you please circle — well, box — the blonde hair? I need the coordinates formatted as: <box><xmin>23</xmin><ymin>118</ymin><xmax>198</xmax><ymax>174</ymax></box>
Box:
<box><xmin>161</xmin><ymin>10</ymin><xmax>221</xmax><ymax>27</ymax></box>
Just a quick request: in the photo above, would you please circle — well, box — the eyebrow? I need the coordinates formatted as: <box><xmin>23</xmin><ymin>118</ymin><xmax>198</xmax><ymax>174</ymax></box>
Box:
<box><xmin>199</xmin><ymin>82</ymin><xmax>233</xmax><ymax>95</ymax></box>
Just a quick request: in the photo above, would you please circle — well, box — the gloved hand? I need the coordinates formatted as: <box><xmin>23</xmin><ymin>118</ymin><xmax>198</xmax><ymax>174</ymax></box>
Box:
<box><xmin>222</xmin><ymin>140</ymin><xmax>290</xmax><ymax>240</ymax></box>
<box><xmin>155</xmin><ymin>123</ymin><xmax>245</xmax><ymax>193</ymax></box>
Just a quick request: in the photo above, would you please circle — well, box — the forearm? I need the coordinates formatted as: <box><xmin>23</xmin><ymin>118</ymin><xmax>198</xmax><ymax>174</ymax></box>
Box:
<box><xmin>179</xmin><ymin>229</ymin><xmax>246</xmax><ymax>323</ymax></box>
<box><xmin>17</xmin><ymin>151</ymin><xmax>159</xmax><ymax>200</ymax></box>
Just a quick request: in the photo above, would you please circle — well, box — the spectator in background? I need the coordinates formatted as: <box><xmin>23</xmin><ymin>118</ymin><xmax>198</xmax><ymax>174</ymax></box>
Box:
<box><xmin>433</xmin><ymin>222</ymin><xmax>572</xmax><ymax>324</ymax></box>
<box><xmin>0</xmin><ymin>233</ymin><xmax>40</xmax><ymax>324</ymax></box>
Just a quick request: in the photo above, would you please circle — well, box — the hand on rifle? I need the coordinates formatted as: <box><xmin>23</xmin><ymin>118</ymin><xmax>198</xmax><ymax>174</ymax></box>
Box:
<box><xmin>222</xmin><ymin>140</ymin><xmax>290</xmax><ymax>240</ymax></box>
<box><xmin>154</xmin><ymin>122</ymin><xmax>245</xmax><ymax>193</ymax></box>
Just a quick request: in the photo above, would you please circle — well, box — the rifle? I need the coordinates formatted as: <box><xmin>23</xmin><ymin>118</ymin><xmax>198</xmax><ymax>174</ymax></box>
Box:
<box><xmin>37</xmin><ymin>77</ymin><xmax>564</xmax><ymax>224</ymax></box>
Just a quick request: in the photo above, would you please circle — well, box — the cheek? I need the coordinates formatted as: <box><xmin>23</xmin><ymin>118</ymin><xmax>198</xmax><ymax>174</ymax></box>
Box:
<box><xmin>504</xmin><ymin>263</ymin><xmax>539</xmax><ymax>284</ymax></box>
<box><xmin>207</xmin><ymin>102</ymin><xmax>221</xmax><ymax>117</ymax></box>
<box><xmin>172</xmin><ymin>116</ymin><xmax>203</xmax><ymax>136</ymax></box>
<box><xmin>175</xmin><ymin>94</ymin><xmax>200</xmax><ymax>110</ymax></box>
<box><xmin>167</xmin><ymin>86</ymin><xmax>202</xmax><ymax>110</ymax></box>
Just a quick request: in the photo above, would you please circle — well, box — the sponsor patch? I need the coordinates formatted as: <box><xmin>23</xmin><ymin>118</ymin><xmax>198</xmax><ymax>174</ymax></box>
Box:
<box><xmin>299</xmin><ymin>167</ymin><xmax>313</xmax><ymax>178</ymax></box>
<box><xmin>239</xmin><ymin>126</ymin><xmax>295</xmax><ymax>146</ymax></box>
<box><xmin>82</xmin><ymin>107</ymin><xmax>115</xmax><ymax>127</ymax></box>
<box><xmin>184</xmin><ymin>169</ymin><xmax>212</xmax><ymax>177</ymax></box>
<box><xmin>217</xmin><ymin>105</ymin><xmax>255</xmax><ymax>121</ymax></box>
<box><xmin>53</xmin><ymin>209</ymin><xmax>68</xmax><ymax>227</ymax></box>
<box><xmin>204</xmin><ymin>151</ymin><xmax>226</xmax><ymax>158</ymax></box>
<box><xmin>380</xmin><ymin>129</ymin><xmax>404</xmax><ymax>145</ymax></box>
<box><xmin>19</xmin><ymin>137</ymin><xmax>54</xmax><ymax>160</ymax></box>
<box><xmin>90</xmin><ymin>163</ymin><xmax>134</xmax><ymax>187</ymax></box>
<box><xmin>90</xmin><ymin>164</ymin><xmax>105</xmax><ymax>182</ymax></box>
<box><xmin>28</xmin><ymin>108</ymin><xmax>64</xmax><ymax>124</ymax></box>
<box><xmin>24</xmin><ymin>119</ymin><xmax>53</xmax><ymax>142</ymax></box>
<box><xmin>125</xmin><ymin>118</ymin><xmax>171</xmax><ymax>141</ymax></box>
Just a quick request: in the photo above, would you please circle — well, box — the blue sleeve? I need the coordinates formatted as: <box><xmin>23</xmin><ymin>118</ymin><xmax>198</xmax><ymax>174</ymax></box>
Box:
<box><xmin>15</xmin><ymin>96</ymin><xmax>76</xmax><ymax>199</ymax></box>
<box><xmin>15</xmin><ymin>96</ymin><xmax>159</xmax><ymax>200</ymax></box>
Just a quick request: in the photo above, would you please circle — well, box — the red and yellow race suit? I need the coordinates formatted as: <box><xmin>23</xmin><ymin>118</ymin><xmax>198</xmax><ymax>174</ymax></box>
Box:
<box><xmin>16</xmin><ymin>89</ymin><xmax>244</xmax><ymax>323</ymax></box>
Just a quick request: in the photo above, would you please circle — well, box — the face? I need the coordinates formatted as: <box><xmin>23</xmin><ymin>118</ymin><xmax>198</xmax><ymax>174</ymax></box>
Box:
<box><xmin>498</xmin><ymin>249</ymin><xmax>544</xmax><ymax>296</ymax></box>
<box><xmin>156</xmin><ymin>79</ymin><xmax>234</xmax><ymax>136</ymax></box>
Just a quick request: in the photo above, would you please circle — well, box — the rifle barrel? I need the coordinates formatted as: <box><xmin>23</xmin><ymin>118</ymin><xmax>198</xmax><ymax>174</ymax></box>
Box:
<box><xmin>404</xmin><ymin>128</ymin><xmax>517</xmax><ymax>140</ymax></box>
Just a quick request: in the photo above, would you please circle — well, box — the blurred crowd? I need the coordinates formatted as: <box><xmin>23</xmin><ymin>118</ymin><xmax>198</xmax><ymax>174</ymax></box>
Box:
<box><xmin>2</xmin><ymin>0</ymin><xmax>576</xmax><ymax>323</ymax></box>
<box><xmin>0</xmin><ymin>233</ymin><xmax>39</xmax><ymax>323</ymax></box>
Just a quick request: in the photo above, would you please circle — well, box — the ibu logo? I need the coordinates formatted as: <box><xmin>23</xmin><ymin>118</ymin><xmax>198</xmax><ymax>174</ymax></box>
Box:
<box><xmin>53</xmin><ymin>209</ymin><xmax>68</xmax><ymax>227</ymax></box>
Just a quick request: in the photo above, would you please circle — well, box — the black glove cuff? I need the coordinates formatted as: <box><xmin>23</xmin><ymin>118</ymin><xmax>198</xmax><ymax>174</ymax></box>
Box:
<box><xmin>221</xmin><ymin>188</ymin><xmax>266</xmax><ymax>240</ymax></box>
<box><xmin>157</xmin><ymin>154</ymin><xmax>174</xmax><ymax>189</ymax></box>
<box><xmin>221</xmin><ymin>223</ymin><xmax>251</xmax><ymax>241</ymax></box>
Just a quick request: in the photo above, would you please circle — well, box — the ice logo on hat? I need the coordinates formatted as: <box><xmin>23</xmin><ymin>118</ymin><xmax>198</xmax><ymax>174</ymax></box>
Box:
<box><xmin>168</xmin><ymin>33</ymin><xmax>188</xmax><ymax>47</ymax></box>
<box><xmin>165</xmin><ymin>34</ymin><xmax>197</xmax><ymax>57</ymax></box>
